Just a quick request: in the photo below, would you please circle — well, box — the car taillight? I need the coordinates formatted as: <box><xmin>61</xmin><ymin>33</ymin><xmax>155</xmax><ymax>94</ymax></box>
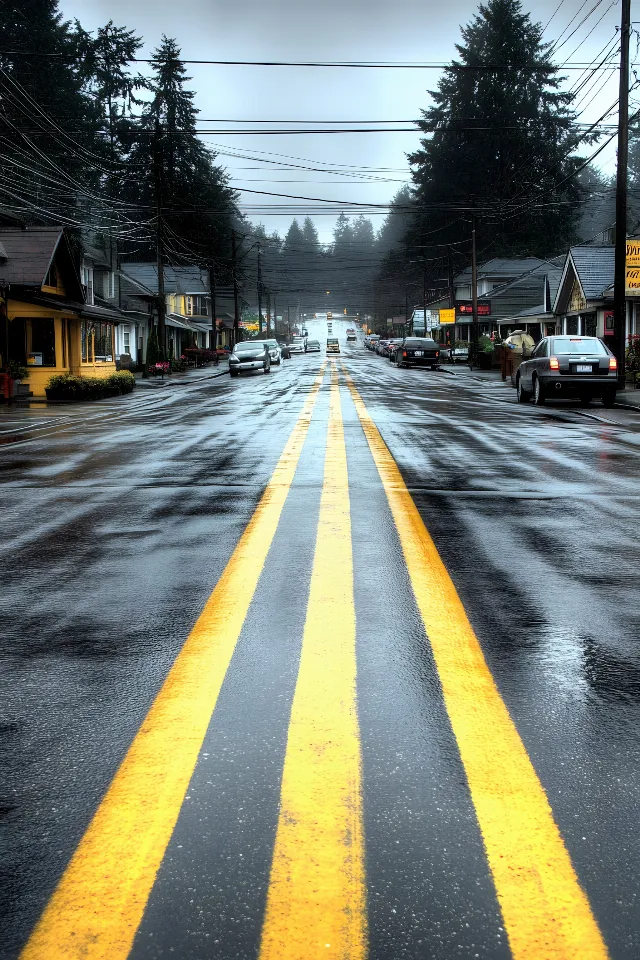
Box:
<box><xmin>403</xmin><ymin>351</ymin><xmax>407</xmax><ymax>357</ymax></box>
<box><xmin>609</xmin><ymin>356</ymin><xmax>618</xmax><ymax>370</ymax></box>
<box><xmin>549</xmin><ymin>356</ymin><xmax>559</xmax><ymax>370</ymax></box>
<box><xmin>436</xmin><ymin>351</ymin><xmax>439</xmax><ymax>356</ymax></box>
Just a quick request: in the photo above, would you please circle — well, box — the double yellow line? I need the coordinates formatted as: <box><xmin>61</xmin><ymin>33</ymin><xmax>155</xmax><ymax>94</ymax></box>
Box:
<box><xmin>20</xmin><ymin>364</ymin><xmax>328</xmax><ymax>960</ymax></box>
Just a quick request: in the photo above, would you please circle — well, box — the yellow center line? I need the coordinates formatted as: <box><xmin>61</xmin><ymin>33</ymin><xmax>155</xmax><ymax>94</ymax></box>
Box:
<box><xmin>259</xmin><ymin>362</ymin><xmax>368</xmax><ymax>960</ymax></box>
<box><xmin>340</xmin><ymin>364</ymin><xmax>609</xmax><ymax>960</ymax></box>
<box><xmin>20</xmin><ymin>363</ymin><xmax>328</xmax><ymax>960</ymax></box>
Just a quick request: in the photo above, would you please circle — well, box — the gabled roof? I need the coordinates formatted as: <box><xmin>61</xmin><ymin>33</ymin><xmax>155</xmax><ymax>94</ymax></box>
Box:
<box><xmin>568</xmin><ymin>246</ymin><xmax>614</xmax><ymax>298</ymax></box>
<box><xmin>485</xmin><ymin>261</ymin><xmax>563</xmax><ymax>319</ymax></box>
<box><xmin>0</xmin><ymin>226</ymin><xmax>81</xmax><ymax>293</ymax></box>
<box><xmin>553</xmin><ymin>245</ymin><xmax>615</xmax><ymax>312</ymax></box>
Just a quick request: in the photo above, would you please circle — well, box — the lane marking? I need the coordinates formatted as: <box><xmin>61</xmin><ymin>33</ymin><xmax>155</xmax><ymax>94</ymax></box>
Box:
<box><xmin>259</xmin><ymin>363</ymin><xmax>368</xmax><ymax>960</ymax></box>
<box><xmin>341</xmin><ymin>365</ymin><xmax>609</xmax><ymax>960</ymax></box>
<box><xmin>20</xmin><ymin>364</ymin><xmax>327</xmax><ymax>960</ymax></box>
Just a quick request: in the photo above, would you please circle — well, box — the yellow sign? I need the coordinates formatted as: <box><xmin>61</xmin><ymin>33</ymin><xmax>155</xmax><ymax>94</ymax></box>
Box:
<box><xmin>439</xmin><ymin>308</ymin><xmax>455</xmax><ymax>324</ymax></box>
<box><xmin>626</xmin><ymin>266</ymin><xmax>640</xmax><ymax>294</ymax></box>
<box><xmin>626</xmin><ymin>240</ymin><xmax>640</xmax><ymax>266</ymax></box>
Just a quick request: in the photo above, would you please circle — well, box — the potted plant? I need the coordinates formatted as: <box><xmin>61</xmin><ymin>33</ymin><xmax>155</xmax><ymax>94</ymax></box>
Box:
<box><xmin>7</xmin><ymin>360</ymin><xmax>30</xmax><ymax>397</ymax></box>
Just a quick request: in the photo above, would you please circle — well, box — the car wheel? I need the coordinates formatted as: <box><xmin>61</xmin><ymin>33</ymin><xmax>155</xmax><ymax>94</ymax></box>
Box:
<box><xmin>601</xmin><ymin>389</ymin><xmax>616</xmax><ymax>408</ymax></box>
<box><xmin>533</xmin><ymin>376</ymin><xmax>546</xmax><ymax>405</ymax></box>
<box><xmin>516</xmin><ymin>376</ymin><xmax>530</xmax><ymax>403</ymax></box>
<box><xmin>579</xmin><ymin>395</ymin><xmax>592</xmax><ymax>406</ymax></box>
<box><xmin>431</xmin><ymin>364</ymin><xmax>437</xmax><ymax>371</ymax></box>
<box><xmin>229</xmin><ymin>370</ymin><xmax>238</xmax><ymax>378</ymax></box>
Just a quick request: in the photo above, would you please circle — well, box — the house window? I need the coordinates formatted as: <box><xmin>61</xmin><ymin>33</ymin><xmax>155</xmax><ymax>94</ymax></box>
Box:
<box><xmin>81</xmin><ymin>320</ymin><xmax>112</xmax><ymax>361</ymax></box>
<box><xmin>185</xmin><ymin>295</ymin><xmax>208</xmax><ymax>316</ymax></box>
<box><xmin>123</xmin><ymin>329</ymin><xmax>131</xmax><ymax>354</ymax></box>
<box><xmin>104</xmin><ymin>271</ymin><xmax>115</xmax><ymax>299</ymax></box>
<box><xmin>27</xmin><ymin>317</ymin><xmax>56</xmax><ymax>366</ymax></box>
<box><xmin>81</xmin><ymin>263</ymin><xmax>94</xmax><ymax>305</ymax></box>
<box><xmin>44</xmin><ymin>262</ymin><xmax>58</xmax><ymax>289</ymax></box>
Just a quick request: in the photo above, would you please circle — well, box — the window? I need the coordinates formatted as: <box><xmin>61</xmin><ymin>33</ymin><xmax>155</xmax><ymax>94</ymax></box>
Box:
<box><xmin>81</xmin><ymin>263</ymin><xmax>94</xmax><ymax>305</ymax></box>
<box><xmin>27</xmin><ymin>317</ymin><xmax>56</xmax><ymax>366</ymax></box>
<box><xmin>82</xmin><ymin>320</ymin><xmax>113</xmax><ymax>361</ymax></box>
<box><xmin>123</xmin><ymin>330</ymin><xmax>131</xmax><ymax>354</ymax></box>
<box><xmin>552</xmin><ymin>337</ymin><xmax>607</xmax><ymax>355</ymax></box>
<box><xmin>104</xmin><ymin>271</ymin><xmax>115</xmax><ymax>299</ymax></box>
<box><xmin>531</xmin><ymin>340</ymin><xmax>548</xmax><ymax>358</ymax></box>
<box><xmin>185</xmin><ymin>295</ymin><xmax>208</xmax><ymax>316</ymax></box>
<box><xmin>43</xmin><ymin>262</ymin><xmax>58</xmax><ymax>289</ymax></box>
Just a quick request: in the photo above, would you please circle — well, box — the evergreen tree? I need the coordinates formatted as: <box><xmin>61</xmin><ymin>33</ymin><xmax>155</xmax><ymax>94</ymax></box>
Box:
<box><xmin>0</xmin><ymin>0</ymin><xmax>97</xmax><ymax>222</ymax></box>
<box><xmin>122</xmin><ymin>36</ymin><xmax>236</xmax><ymax>263</ymax></box>
<box><xmin>408</xmin><ymin>0</ymin><xmax>585</xmax><ymax>258</ymax></box>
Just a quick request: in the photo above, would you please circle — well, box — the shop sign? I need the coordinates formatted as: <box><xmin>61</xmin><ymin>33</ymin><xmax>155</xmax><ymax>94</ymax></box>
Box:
<box><xmin>457</xmin><ymin>302</ymin><xmax>491</xmax><ymax>315</ymax></box>
<box><xmin>626</xmin><ymin>240</ymin><xmax>640</xmax><ymax>266</ymax></box>
<box><xmin>439</xmin><ymin>308</ymin><xmax>456</xmax><ymax>324</ymax></box>
<box><xmin>625</xmin><ymin>267</ymin><xmax>640</xmax><ymax>295</ymax></box>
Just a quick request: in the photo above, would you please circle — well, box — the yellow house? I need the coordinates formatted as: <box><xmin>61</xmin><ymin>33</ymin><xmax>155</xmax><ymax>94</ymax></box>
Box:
<box><xmin>0</xmin><ymin>226</ymin><xmax>126</xmax><ymax>398</ymax></box>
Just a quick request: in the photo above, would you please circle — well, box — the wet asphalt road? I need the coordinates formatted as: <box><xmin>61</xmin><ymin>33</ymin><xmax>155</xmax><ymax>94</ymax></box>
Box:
<box><xmin>2</xmin><ymin>319</ymin><xmax>640</xmax><ymax>960</ymax></box>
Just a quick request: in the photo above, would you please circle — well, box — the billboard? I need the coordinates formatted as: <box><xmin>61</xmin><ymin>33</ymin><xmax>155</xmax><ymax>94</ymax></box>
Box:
<box><xmin>457</xmin><ymin>302</ymin><xmax>491</xmax><ymax>315</ymax></box>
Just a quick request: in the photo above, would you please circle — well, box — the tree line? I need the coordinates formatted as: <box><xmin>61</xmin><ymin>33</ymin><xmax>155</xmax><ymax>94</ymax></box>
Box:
<box><xmin>2</xmin><ymin>0</ymin><xmax>637</xmax><ymax>328</ymax></box>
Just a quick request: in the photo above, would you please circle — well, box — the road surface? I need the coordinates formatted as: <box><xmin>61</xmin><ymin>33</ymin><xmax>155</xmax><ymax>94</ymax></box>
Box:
<box><xmin>2</xmin><ymin>318</ymin><xmax>639</xmax><ymax>960</ymax></box>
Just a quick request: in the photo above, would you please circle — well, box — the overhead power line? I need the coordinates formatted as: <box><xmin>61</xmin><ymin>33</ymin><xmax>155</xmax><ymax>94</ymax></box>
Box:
<box><xmin>0</xmin><ymin>51</ymin><xmax>626</xmax><ymax>70</ymax></box>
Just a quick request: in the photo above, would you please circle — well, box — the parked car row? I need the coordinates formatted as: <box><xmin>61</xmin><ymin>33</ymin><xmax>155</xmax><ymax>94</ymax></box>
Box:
<box><xmin>364</xmin><ymin>335</ymin><xmax>442</xmax><ymax>370</ymax></box>
<box><xmin>228</xmin><ymin>334</ymin><xmax>330</xmax><ymax>377</ymax></box>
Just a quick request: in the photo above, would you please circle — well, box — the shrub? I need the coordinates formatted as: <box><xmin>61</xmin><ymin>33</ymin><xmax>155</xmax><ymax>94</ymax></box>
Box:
<box><xmin>7</xmin><ymin>360</ymin><xmax>29</xmax><ymax>380</ymax></box>
<box><xmin>46</xmin><ymin>371</ymin><xmax>135</xmax><ymax>402</ymax></box>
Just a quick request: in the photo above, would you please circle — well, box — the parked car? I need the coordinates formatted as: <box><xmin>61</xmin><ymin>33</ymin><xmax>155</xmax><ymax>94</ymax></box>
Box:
<box><xmin>265</xmin><ymin>339</ymin><xmax>282</xmax><ymax>365</ymax></box>
<box><xmin>385</xmin><ymin>339</ymin><xmax>404</xmax><ymax>360</ymax></box>
<box><xmin>516</xmin><ymin>335</ymin><xmax>618</xmax><ymax>407</ymax></box>
<box><xmin>395</xmin><ymin>338</ymin><xmax>441</xmax><ymax>369</ymax></box>
<box><xmin>365</xmin><ymin>335</ymin><xmax>380</xmax><ymax>350</ymax></box>
<box><xmin>451</xmin><ymin>346</ymin><xmax>470</xmax><ymax>363</ymax></box>
<box><xmin>346</xmin><ymin>328</ymin><xmax>357</xmax><ymax>342</ymax></box>
<box><xmin>326</xmin><ymin>338</ymin><xmax>341</xmax><ymax>354</ymax></box>
<box><xmin>229</xmin><ymin>341</ymin><xmax>271</xmax><ymax>376</ymax></box>
<box><xmin>305</xmin><ymin>339</ymin><xmax>321</xmax><ymax>352</ymax></box>
<box><xmin>290</xmin><ymin>338</ymin><xmax>305</xmax><ymax>355</ymax></box>
<box><xmin>375</xmin><ymin>339</ymin><xmax>391</xmax><ymax>356</ymax></box>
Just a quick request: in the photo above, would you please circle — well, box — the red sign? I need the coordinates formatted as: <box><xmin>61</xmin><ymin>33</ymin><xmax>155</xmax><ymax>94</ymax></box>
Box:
<box><xmin>457</xmin><ymin>302</ymin><xmax>491</xmax><ymax>316</ymax></box>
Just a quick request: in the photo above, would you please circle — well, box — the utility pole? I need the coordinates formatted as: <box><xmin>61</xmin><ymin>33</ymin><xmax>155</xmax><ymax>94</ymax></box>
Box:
<box><xmin>422</xmin><ymin>259</ymin><xmax>427</xmax><ymax>339</ymax></box>
<box><xmin>471</xmin><ymin>216</ymin><xmax>479</xmax><ymax>368</ymax></box>
<box><xmin>287</xmin><ymin>304</ymin><xmax>290</xmax><ymax>337</ymax></box>
<box><xmin>153</xmin><ymin>119</ymin><xmax>166</xmax><ymax>360</ymax></box>
<box><xmin>613</xmin><ymin>0</ymin><xmax>631</xmax><ymax>386</ymax></box>
<box><xmin>266</xmin><ymin>290</ymin><xmax>271</xmax><ymax>337</ymax></box>
<box><xmin>208</xmin><ymin>259</ymin><xmax>217</xmax><ymax>355</ymax></box>
<box><xmin>231</xmin><ymin>230</ymin><xmax>239</xmax><ymax>347</ymax></box>
<box><xmin>257</xmin><ymin>244</ymin><xmax>263</xmax><ymax>335</ymax></box>
<box><xmin>273</xmin><ymin>293</ymin><xmax>277</xmax><ymax>336</ymax></box>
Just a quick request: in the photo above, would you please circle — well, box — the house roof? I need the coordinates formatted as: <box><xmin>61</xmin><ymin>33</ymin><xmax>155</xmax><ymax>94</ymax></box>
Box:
<box><xmin>568</xmin><ymin>245</ymin><xmax>615</xmax><ymax>298</ymax></box>
<box><xmin>0</xmin><ymin>226</ymin><xmax>66</xmax><ymax>286</ymax></box>
<box><xmin>121</xmin><ymin>263</ymin><xmax>210</xmax><ymax>295</ymax></box>
<box><xmin>455</xmin><ymin>257</ymin><xmax>552</xmax><ymax>284</ymax></box>
<box><xmin>485</xmin><ymin>261</ymin><xmax>563</xmax><ymax>319</ymax></box>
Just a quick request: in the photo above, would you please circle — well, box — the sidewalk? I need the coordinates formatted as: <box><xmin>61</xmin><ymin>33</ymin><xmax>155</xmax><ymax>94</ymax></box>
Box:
<box><xmin>133</xmin><ymin>360</ymin><xmax>229</xmax><ymax>389</ymax></box>
<box><xmin>441</xmin><ymin>362</ymin><xmax>640</xmax><ymax>410</ymax></box>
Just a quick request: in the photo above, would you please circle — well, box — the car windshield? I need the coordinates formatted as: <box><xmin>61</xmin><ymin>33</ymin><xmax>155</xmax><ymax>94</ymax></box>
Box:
<box><xmin>236</xmin><ymin>342</ymin><xmax>261</xmax><ymax>352</ymax></box>
<box><xmin>266</xmin><ymin>340</ymin><xmax>278</xmax><ymax>348</ymax></box>
<box><xmin>552</xmin><ymin>337</ymin><xmax>607</xmax><ymax>355</ymax></box>
<box><xmin>308</xmin><ymin>341</ymin><xmax>320</xmax><ymax>347</ymax></box>
<box><xmin>327</xmin><ymin>339</ymin><xmax>338</xmax><ymax>344</ymax></box>
<box><xmin>404</xmin><ymin>339</ymin><xmax>436</xmax><ymax>348</ymax></box>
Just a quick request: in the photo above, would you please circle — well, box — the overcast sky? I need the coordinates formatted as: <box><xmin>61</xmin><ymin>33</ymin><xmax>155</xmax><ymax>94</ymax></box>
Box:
<box><xmin>60</xmin><ymin>0</ymin><xmax>624</xmax><ymax>243</ymax></box>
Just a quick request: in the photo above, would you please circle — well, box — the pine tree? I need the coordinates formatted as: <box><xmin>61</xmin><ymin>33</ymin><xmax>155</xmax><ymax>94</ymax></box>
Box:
<box><xmin>122</xmin><ymin>36</ymin><xmax>236</xmax><ymax>263</ymax></box>
<box><xmin>0</xmin><ymin>0</ymin><xmax>96</xmax><ymax>222</ymax></box>
<box><xmin>408</xmin><ymin>0</ymin><xmax>585</xmax><ymax>258</ymax></box>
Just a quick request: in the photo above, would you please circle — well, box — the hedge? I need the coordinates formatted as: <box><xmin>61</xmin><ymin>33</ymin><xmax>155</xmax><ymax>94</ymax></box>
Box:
<box><xmin>45</xmin><ymin>371</ymin><xmax>136</xmax><ymax>402</ymax></box>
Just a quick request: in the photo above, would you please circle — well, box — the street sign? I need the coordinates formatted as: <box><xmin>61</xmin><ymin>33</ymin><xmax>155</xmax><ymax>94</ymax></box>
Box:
<box><xmin>626</xmin><ymin>240</ymin><xmax>640</xmax><ymax>265</ymax></box>
<box><xmin>457</xmin><ymin>302</ymin><xmax>491</xmax><ymax>315</ymax></box>
<box><xmin>425</xmin><ymin>310</ymin><xmax>433</xmax><ymax>332</ymax></box>
<box><xmin>625</xmin><ymin>267</ymin><xmax>640</xmax><ymax>295</ymax></box>
<box><xmin>440</xmin><ymin>308</ymin><xmax>455</xmax><ymax>324</ymax></box>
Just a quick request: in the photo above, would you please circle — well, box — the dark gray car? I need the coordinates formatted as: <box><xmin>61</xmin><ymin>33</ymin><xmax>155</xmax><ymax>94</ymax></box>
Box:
<box><xmin>516</xmin><ymin>336</ymin><xmax>618</xmax><ymax>406</ymax></box>
<box><xmin>229</xmin><ymin>341</ymin><xmax>271</xmax><ymax>377</ymax></box>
